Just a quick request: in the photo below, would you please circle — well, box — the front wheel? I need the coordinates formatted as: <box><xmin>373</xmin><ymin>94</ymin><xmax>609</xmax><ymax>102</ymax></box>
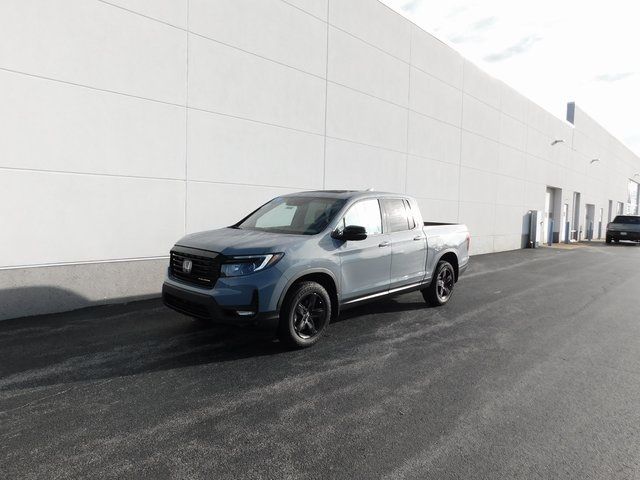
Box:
<box><xmin>278</xmin><ymin>281</ymin><xmax>332</xmax><ymax>349</ymax></box>
<box><xmin>422</xmin><ymin>260</ymin><xmax>455</xmax><ymax>306</ymax></box>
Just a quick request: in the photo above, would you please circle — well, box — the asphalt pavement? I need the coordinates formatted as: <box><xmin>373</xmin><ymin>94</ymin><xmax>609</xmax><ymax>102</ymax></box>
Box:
<box><xmin>2</xmin><ymin>242</ymin><xmax>640</xmax><ymax>479</ymax></box>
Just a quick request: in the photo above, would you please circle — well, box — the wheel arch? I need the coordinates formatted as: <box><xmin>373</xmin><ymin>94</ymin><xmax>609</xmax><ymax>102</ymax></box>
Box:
<box><xmin>437</xmin><ymin>250</ymin><xmax>460</xmax><ymax>281</ymax></box>
<box><xmin>278</xmin><ymin>269</ymin><xmax>340</xmax><ymax>319</ymax></box>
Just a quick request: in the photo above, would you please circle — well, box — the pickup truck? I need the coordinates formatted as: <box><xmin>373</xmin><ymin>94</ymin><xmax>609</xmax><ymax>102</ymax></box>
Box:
<box><xmin>162</xmin><ymin>190</ymin><xmax>470</xmax><ymax>348</ymax></box>
<box><xmin>606</xmin><ymin>215</ymin><xmax>640</xmax><ymax>243</ymax></box>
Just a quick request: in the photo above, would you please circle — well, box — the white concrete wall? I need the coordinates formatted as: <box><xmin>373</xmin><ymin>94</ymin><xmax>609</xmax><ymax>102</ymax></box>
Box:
<box><xmin>1</xmin><ymin>0</ymin><xmax>639</xmax><ymax>319</ymax></box>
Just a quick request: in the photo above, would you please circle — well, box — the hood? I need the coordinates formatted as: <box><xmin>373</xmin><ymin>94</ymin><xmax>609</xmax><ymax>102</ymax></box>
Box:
<box><xmin>175</xmin><ymin>227</ymin><xmax>309</xmax><ymax>255</ymax></box>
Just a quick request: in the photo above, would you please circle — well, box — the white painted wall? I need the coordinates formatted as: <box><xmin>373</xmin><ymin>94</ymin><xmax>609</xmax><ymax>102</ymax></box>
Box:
<box><xmin>1</xmin><ymin>0</ymin><xmax>639</xmax><ymax>318</ymax></box>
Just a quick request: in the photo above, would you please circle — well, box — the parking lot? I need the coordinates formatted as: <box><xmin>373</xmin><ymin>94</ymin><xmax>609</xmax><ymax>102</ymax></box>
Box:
<box><xmin>2</xmin><ymin>243</ymin><xmax>640</xmax><ymax>479</ymax></box>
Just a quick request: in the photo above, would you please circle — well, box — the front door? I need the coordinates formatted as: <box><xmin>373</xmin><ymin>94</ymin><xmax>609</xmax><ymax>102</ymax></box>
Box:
<box><xmin>381</xmin><ymin>198</ymin><xmax>427</xmax><ymax>289</ymax></box>
<box><xmin>336</xmin><ymin>198</ymin><xmax>391</xmax><ymax>300</ymax></box>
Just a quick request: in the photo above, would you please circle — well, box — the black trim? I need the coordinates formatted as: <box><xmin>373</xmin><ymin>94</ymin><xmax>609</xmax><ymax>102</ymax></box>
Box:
<box><xmin>459</xmin><ymin>261</ymin><xmax>469</xmax><ymax>275</ymax></box>
<box><xmin>169</xmin><ymin>246</ymin><xmax>222</xmax><ymax>289</ymax></box>
<box><xmin>162</xmin><ymin>283</ymin><xmax>277</xmax><ymax>325</ymax></box>
<box><xmin>340</xmin><ymin>281</ymin><xmax>429</xmax><ymax>310</ymax></box>
<box><xmin>607</xmin><ymin>231</ymin><xmax>640</xmax><ymax>241</ymax></box>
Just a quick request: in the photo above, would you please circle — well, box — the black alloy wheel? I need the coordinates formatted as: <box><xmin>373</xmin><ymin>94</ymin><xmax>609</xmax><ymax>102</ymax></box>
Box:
<box><xmin>422</xmin><ymin>260</ymin><xmax>456</xmax><ymax>306</ymax></box>
<box><xmin>278</xmin><ymin>281</ymin><xmax>332</xmax><ymax>348</ymax></box>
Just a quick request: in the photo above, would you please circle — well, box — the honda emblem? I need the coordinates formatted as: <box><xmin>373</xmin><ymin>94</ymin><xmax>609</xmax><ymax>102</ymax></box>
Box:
<box><xmin>182</xmin><ymin>259</ymin><xmax>193</xmax><ymax>274</ymax></box>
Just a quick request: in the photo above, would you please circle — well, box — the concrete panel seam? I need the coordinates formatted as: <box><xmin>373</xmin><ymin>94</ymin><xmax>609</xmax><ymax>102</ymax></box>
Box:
<box><xmin>97</xmin><ymin>0</ymin><xmax>333</xmax><ymax>84</ymax></box>
<box><xmin>184</xmin><ymin>0</ymin><xmax>190</xmax><ymax>236</ymax></box>
<box><xmin>0</xmin><ymin>166</ymin><xmax>187</xmax><ymax>183</ymax></box>
<box><xmin>0</xmin><ymin>66</ymin><xmax>185</xmax><ymax>109</ymax></box>
<box><xmin>96</xmin><ymin>0</ymin><xmax>186</xmax><ymax>30</ymax></box>
<box><xmin>187</xmin><ymin>105</ymin><xmax>324</xmax><ymax>138</ymax></box>
<box><xmin>456</xmin><ymin>61</ymin><xmax>465</xmax><ymax>222</ymax></box>
<box><xmin>188</xmin><ymin>30</ymin><xmax>326</xmax><ymax>81</ymax></box>
<box><xmin>0</xmin><ymin>256</ymin><xmax>170</xmax><ymax>271</ymax></box>
<box><xmin>186</xmin><ymin>178</ymin><xmax>313</xmax><ymax>191</ymax></box>
<box><xmin>404</xmin><ymin>25</ymin><xmax>414</xmax><ymax>192</ymax></box>
<box><xmin>322</xmin><ymin>0</ymin><xmax>330</xmax><ymax>188</ymax></box>
<box><xmin>280</xmin><ymin>0</ymin><xmax>327</xmax><ymax>23</ymax></box>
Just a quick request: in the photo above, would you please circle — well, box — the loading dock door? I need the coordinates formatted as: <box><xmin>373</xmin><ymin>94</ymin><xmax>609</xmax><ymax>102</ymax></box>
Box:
<box><xmin>561</xmin><ymin>203</ymin><xmax>569</xmax><ymax>242</ymax></box>
<box><xmin>544</xmin><ymin>188</ymin><xmax>554</xmax><ymax>244</ymax></box>
<box><xmin>585</xmin><ymin>204</ymin><xmax>595</xmax><ymax>240</ymax></box>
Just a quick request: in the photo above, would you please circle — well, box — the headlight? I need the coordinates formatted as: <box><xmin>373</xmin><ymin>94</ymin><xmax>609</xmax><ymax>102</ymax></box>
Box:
<box><xmin>220</xmin><ymin>253</ymin><xmax>284</xmax><ymax>277</ymax></box>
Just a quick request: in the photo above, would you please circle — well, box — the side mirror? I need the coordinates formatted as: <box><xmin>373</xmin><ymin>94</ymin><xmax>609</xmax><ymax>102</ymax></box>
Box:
<box><xmin>333</xmin><ymin>225</ymin><xmax>367</xmax><ymax>241</ymax></box>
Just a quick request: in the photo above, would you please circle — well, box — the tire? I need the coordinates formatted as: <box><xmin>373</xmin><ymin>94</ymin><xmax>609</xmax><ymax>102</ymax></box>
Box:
<box><xmin>606</xmin><ymin>235</ymin><xmax>612</xmax><ymax>244</ymax></box>
<box><xmin>422</xmin><ymin>260</ymin><xmax>456</xmax><ymax>307</ymax></box>
<box><xmin>278</xmin><ymin>281</ymin><xmax>332</xmax><ymax>349</ymax></box>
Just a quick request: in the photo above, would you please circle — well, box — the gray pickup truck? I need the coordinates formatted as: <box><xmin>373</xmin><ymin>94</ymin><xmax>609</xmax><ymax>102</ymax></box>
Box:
<box><xmin>163</xmin><ymin>190</ymin><xmax>470</xmax><ymax>348</ymax></box>
<box><xmin>606</xmin><ymin>215</ymin><xmax>640</xmax><ymax>243</ymax></box>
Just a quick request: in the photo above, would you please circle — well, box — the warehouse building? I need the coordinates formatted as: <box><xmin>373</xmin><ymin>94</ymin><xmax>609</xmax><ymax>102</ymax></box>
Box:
<box><xmin>1</xmin><ymin>0</ymin><xmax>639</xmax><ymax>320</ymax></box>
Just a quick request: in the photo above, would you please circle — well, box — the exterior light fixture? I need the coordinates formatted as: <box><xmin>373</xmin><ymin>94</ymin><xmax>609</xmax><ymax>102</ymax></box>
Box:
<box><xmin>551</xmin><ymin>139</ymin><xmax>565</xmax><ymax>146</ymax></box>
<box><xmin>590</xmin><ymin>158</ymin><xmax>600</xmax><ymax>165</ymax></box>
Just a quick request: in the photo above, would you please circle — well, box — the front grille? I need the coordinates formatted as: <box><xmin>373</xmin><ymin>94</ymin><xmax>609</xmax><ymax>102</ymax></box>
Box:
<box><xmin>169</xmin><ymin>248</ymin><xmax>221</xmax><ymax>288</ymax></box>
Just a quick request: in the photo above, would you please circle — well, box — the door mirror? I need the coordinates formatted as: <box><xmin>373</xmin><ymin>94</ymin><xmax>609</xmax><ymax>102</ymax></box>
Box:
<box><xmin>334</xmin><ymin>225</ymin><xmax>367</xmax><ymax>241</ymax></box>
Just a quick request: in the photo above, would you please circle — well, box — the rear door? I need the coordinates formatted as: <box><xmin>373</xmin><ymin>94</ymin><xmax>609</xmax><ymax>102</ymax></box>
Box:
<box><xmin>381</xmin><ymin>198</ymin><xmax>427</xmax><ymax>290</ymax></box>
<box><xmin>336</xmin><ymin>198</ymin><xmax>391</xmax><ymax>300</ymax></box>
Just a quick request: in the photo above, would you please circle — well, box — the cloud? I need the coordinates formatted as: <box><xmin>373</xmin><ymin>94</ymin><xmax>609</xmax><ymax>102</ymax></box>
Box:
<box><xmin>484</xmin><ymin>35</ymin><xmax>541</xmax><ymax>62</ymax></box>
<box><xmin>446</xmin><ymin>5</ymin><xmax>468</xmax><ymax>19</ymax></box>
<box><xmin>401</xmin><ymin>0</ymin><xmax>421</xmax><ymax>13</ymax></box>
<box><xmin>470</xmin><ymin>16</ymin><xmax>498</xmax><ymax>31</ymax></box>
<box><xmin>449</xmin><ymin>16</ymin><xmax>498</xmax><ymax>43</ymax></box>
<box><xmin>594</xmin><ymin>72</ymin><xmax>635</xmax><ymax>82</ymax></box>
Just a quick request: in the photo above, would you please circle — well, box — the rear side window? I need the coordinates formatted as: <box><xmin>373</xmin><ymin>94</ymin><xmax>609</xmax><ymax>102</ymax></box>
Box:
<box><xmin>382</xmin><ymin>198</ymin><xmax>412</xmax><ymax>232</ymax></box>
<box><xmin>613</xmin><ymin>216</ymin><xmax>640</xmax><ymax>224</ymax></box>
<box><xmin>404</xmin><ymin>199</ymin><xmax>416</xmax><ymax>229</ymax></box>
<box><xmin>339</xmin><ymin>199</ymin><xmax>383</xmax><ymax>235</ymax></box>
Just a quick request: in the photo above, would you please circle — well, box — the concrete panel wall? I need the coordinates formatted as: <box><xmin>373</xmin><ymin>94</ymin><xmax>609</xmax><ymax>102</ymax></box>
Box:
<box><xmin>1</xmin><ymin>0</ymin><xmax>639</xmax><ymax>319</ymax></box>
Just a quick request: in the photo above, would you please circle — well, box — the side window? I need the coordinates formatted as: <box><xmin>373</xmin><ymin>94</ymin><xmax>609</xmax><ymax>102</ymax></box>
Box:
<box><xmin>383</xmin><ymin>198</ymin><xmax>411</xmax><ymax>232</ymax></box>
<box><xmin>340</xmin><ymin>199</ymin><xmax>382</xmax><ymax>235</ymax></box>
<box><xmin>404</xmin><ymin>199</ymin><xmax>416</xmax><ymax>229</ymax></box>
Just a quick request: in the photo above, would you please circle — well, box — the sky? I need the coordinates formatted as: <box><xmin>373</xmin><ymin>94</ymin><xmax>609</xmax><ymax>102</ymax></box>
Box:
<box><xmin>380</xmin><ymin>0</ymin><xmax>640</xmax><ymax>155</ymax></box>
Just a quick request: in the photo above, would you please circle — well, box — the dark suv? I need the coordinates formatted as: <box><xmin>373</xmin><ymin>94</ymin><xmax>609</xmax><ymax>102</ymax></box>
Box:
<box><xmin>606</xmin><ymin>215</ymin><xmax>640</xmax><ymax>243</ymax></box>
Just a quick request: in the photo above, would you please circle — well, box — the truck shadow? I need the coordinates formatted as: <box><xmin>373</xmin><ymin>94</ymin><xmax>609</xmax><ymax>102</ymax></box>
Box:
<box><xmin>0</xmin><ymin>289</ymin><xmax>432</xmax><ymax>391</ymax></box>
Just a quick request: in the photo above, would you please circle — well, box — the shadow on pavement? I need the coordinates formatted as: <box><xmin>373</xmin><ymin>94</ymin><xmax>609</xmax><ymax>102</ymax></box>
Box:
<box><xmin>0</xmin><ymin>293</ymin><xmax>433</xmax><ymax>390</ymax></box>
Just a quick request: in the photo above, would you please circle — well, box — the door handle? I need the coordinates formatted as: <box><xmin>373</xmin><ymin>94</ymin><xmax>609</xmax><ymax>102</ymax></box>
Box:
<box><xmin>378</xmin><ymin>241</ymin><xmax>390</xmax><ymax>247</ymax></box>
<box><xmin>413</xmin><ymin>236</ymin><xmax>423</xmax><ymax>241</ymax></box>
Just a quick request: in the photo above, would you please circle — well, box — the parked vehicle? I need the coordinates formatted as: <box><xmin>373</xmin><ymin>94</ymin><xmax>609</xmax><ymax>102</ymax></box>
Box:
<box><xmin>162</xmin><ymin>191</ymin><xmax>470</xmax><ymax>348</ymax></box>
<box><xmin>606</xmin><ymin>215</ymin><xmax>640</xmax><ymax>244</ymax></box>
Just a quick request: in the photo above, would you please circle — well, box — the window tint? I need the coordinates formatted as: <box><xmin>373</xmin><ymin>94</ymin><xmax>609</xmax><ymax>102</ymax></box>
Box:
<box><xmin>255</xmin><ymin>202</ymin><xmax>297</xmax><ymax>229</ymax></box>
<box><xmin>239</xmin><ymin>196</ymin><xmax>346</xmax><ymax>235</ymax></box>
<box><xmin>340</xmin><ymin>199</ymin><xmax>382</xmax><ymax>235</ymax></box>
<box><xmin>613</xmin><ymin>215</ymin><xmax>640</xmax><ymax>224</ymax></box>
<box><xmin>383</xmin><ymin>198</ymin><xmax>411</xmax><ymax>232</ymax></box>
<box><xmin>404</xmin><ymin>199</ymin><xmax>416</xmax><ymax>229</ymax></box>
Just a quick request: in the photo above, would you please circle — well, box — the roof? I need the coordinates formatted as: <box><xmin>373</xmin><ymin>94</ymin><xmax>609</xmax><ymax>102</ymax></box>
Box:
<box><xmin>284</xmin><ymin>190</ymin><xmax>404</xmax><ymax>201</ymax></box>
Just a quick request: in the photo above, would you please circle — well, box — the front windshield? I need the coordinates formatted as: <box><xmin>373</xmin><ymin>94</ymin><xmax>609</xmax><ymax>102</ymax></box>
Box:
<box><xmin>235</xmin><ymin>196</ymin><xmax>346</xmax><ymax>235</ymax></box>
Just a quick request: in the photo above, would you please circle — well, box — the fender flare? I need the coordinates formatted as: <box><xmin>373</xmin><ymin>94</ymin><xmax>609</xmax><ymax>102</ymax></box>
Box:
<box><xmin>276</xmin><ymin>267</ymin><xmax>340</xmax><ymax>312</ymax></box>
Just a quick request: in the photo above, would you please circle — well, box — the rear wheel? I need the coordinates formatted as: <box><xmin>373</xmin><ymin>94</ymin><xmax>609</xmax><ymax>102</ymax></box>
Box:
<box><xmin>422</xmin><ymin>260</ymin><xmax>455</xmax><ymax>306</ymax></box>
<box><xmin>278</xmin><ymin>281</ymin><xmax>331</xmax><ymax>349</ymax></box>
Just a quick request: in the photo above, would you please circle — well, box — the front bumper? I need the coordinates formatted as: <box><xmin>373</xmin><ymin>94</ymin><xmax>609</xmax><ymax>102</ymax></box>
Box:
<box><xmin>162</xmin><ymin>282</ymin><xmax>279</xmax><ymax>326</ymax></box>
